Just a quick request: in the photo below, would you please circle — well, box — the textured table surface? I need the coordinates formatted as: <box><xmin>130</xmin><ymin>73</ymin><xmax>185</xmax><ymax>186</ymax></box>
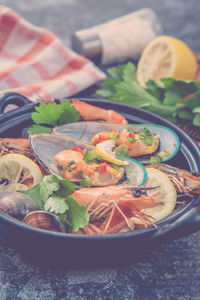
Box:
<box><xmin>1</xmin><ymin>1</ymin><xmax>200</xmax><ymax>299</ymax></box>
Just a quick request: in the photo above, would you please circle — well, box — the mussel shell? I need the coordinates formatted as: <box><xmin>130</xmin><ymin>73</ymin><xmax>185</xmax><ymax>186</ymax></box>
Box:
<box><xmin>53</xmin><ymin>122</ymin><xmax>180</xmax><ymax>163</ymax></box>
<box><xmin>23</xmin><ymin>211</ymin><xmax>67</xmax><ymax>233</ymax></box>
<box><xmin>0</xmin><ymin>192</ymin><xmax>39</xmax><ymax>220</ymax></box>
<box><xmin>29</xmin><ymin>134</ymin><xmax>146</xmax><ymax>185</ymax></box>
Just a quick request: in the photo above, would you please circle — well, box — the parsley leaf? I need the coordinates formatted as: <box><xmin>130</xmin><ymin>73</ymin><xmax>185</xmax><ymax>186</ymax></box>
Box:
<box><xmin>28</xmin><ymin>100</ymin><xmax>80</xmax><ymax>134</ymax></box>
<box><xmin>94</xmin><ymin>62</ymin><xmax>200</xmax><ymax>127</ymax></box>
<box><xmin>18</xmin><ymin>174</ymin><xmax>88</xmax><ymax>232</ymax></box>
<box><xmin>66</xmin><ymin>196</ymin><xmax>89</xmax><ymax>232</ymax></box>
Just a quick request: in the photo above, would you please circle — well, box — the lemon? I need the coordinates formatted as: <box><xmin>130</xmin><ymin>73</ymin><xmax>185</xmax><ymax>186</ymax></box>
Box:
<box><xmin>0</xmin><ymin>153</ymin><xmax>43</xmax><ymax>192</ymax></box>
<box><xmin>131</xmin><ymin>168</ymin><xmax>177</xmax><ymax>225</ymax></box>
<box><xmin>136</xmin><ymin>35</ymin><xmax>198</xmax><ymax>87</ymax></box>
<box><xmin>95</xmin><ymin>140</ymin><xmax>128</xmax><ymax>166</ymax></box>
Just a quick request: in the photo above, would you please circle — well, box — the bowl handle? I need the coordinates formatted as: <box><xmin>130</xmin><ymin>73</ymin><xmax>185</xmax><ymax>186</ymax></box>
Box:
<box><xmin>0</xmin><ymin>92</ymin><xmax>31</xmax><ymax>114</ymax></box>
<box><xmin>152</xmin><ymin>203</ymin><xmax>200</xmax><ymax>243</ymax></box>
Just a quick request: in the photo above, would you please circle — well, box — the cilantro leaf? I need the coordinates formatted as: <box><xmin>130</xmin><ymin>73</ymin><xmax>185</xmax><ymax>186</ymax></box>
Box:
<box><xmin>28</xmin><ymin>99</ymin><xmax>80</xmax><ymax>134</ymax></box>
<box><xmin>32</xmin><ymin>102</ymin><xmax>63</xmax><ymax>126</ymax></box>
<box><xmin>66</xmin><ymin>196</ymin><xmax>89</xmax><ymax>232</ymax></box>
<box><xmin>18</xmin><ymin>174</ymin><xmax>89</xmax><ymax>232</ymax></box>
<box><xmin>58</xmin><ymin>100</ymin><xmax>80</xmax><ymax>125</ymax></box>
<box><xmin>94</xmin><ymin>62</ymin><xmax>200</xmax><ymax>128</ymax></box>
<box><xmin>28</xmin><ymin>124</ymin><xmax>51</xmax><ymax>134</ymax></box>
<box><xmin>19</xmin><ymin>174</ymin><xmax>60</xmax><ymax>209</ymax></box>
<box><xmin>44</xmin><ymin>194</ymin><xmax>69</xmax><ymax>214</ymax></box>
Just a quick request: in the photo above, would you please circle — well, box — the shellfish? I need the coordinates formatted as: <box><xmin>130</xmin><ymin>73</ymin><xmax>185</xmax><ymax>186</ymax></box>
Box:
<box><xmin>0</xmin><ymin>192</ymin><xmax>39</xmax><ymax>220</ymax></box>
<box><xmin>29</xmin><ymin>134</ymin><xmax>147</xmax><ymax>186</ymax></box>
<box><xmin>53</xmin><ymin>122</ymin><xmax>180</xmax><ymax>164</ymax></box>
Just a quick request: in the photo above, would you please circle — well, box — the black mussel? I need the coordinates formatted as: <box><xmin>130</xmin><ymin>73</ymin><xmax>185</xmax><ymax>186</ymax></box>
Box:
<box><xmin>0</xmin><ymin>192</ymin><xmax>39</xmax><ymax>220</ymax></box>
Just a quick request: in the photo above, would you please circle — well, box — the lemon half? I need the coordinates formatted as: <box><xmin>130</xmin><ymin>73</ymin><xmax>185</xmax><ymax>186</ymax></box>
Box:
<box><xmin>136</xmin><ymin>35</ymin><xmax>198</xmax><ymax>87</ymax></box>
<box><xmin>95</xmin><ymin>140</ymin><xmax>128</xmax><ymax>166</ymax></box>
<box><xmin>132</xmin><ymin>167</ymin><xmax>177</xmax><ymax>225</ymax></box>
<box><xmin>0</xmin><ymin>153</ymin><xmax>43</xmax><ymax>192</ymax></box>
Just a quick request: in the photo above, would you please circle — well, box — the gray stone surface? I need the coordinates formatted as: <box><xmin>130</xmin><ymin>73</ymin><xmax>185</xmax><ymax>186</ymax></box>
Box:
<box><xmin>0</xmin><ymin>1</ymin><xmax>200</xmax><ymax>299</ymax></box>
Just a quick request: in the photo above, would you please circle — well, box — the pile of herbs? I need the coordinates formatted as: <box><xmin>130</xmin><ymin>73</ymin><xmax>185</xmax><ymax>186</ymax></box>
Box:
<box><xmin>94</xmin><ymin>62</ymin><xmax>200</xmax><ymax>127</ymax></box>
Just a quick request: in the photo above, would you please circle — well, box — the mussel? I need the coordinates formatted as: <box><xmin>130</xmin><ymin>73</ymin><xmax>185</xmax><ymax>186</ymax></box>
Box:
<box><xmin>23</xmin><ymin>211</ymin><xmax>67</xmax><ymax>233</ymax></box>
<box><xmin>53</xmin><ymin>122</ymin><xmax>180</xmax><ymax>164</ymax></box>
<box><xmin>29</xmin><ymin>134</ymin><xmax>147</xmax><ymax>186</ymax></box>
<box><xmin>0</xmin><ymin>192</ymin><xmax>39</xmax><ymax>220</ymax></box>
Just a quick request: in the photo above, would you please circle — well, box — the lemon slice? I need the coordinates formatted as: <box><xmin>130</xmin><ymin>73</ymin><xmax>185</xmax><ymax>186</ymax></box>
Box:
<box><xmin>0</xmin><ymin>153</ymin><xmax>43</xmax><ymax>192</ymax></box>
<box><xmin>132</xmin><ymin>168</ymin><xmax>177</xmax><ymax>224</ymax></box>
<box><xmin>95</xmin><ymin>140</ymin><xmax>128</xmax><ymax>166</ymax></box>
<box><xmin>136</xmin><ymin>35</ymin><xmax>198</xmax><ymax>87</ymax></box>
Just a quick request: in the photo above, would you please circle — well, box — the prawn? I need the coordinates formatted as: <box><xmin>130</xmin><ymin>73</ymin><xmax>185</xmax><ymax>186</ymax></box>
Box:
<box><xmin>71</xmin><ymin>99</ymin><xmax>128</xmax><ymax>124</ymax></box>
<box><xmin>72</xmin><ymin>184</ymin><xmax>161</xmax><ymax>235</ymax></box>
<box><xmin>147</xmin><ymin>163</ymin><xmax>200</xmax><ymax>196</ymax></box>
<box><xmin>0</xmin><ymin>138</ymin><xmax>34</xmax><ymax>159</ymax></box>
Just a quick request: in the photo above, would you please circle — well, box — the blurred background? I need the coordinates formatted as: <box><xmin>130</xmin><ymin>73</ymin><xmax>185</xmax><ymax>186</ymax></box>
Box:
<box><xmin>2</xmin><ymin>0</ymin><xmax>200</xmax><ymax>53</ymax></box>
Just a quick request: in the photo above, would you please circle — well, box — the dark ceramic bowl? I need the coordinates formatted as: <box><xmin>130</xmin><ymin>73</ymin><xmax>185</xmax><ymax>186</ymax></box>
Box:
<box><xmin>0</xmin><ymin>92</ymin><xmax>200</xmax><ymax>267</ymax></box>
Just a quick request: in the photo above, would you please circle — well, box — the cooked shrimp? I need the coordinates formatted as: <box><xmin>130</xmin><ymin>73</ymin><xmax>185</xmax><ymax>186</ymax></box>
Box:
<box><xmin>71</xmin><ymin>99</ymin><xmax>128</xmax><ymax>124</ymax></box>
<box><xmin>0</xmin><ymin>138</ymin><xmax>34</xmax><ymax>159</ymax></box>
<box><xmin>147</xmin><ymin>163</ymin><xmax>200</xmax><ymax>196</ymax></box>
<box><xmin>73</xmin><ymin>185</ymin><xmax>161</xmax><ymax>234</ymax></box>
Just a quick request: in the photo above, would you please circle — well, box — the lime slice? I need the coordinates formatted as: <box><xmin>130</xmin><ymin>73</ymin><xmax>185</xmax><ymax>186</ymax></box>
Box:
<box><xmin>0</xmin><ymin>153</ymin><xmax>43</xmax><ymax>192</ymax></box>
<box><xmin>132</xmin><ymin>168</ymin><xmax>177</xmax><ymax>224</ymax></box>
<box><xmin>95</xmin><ymin>140</ymin><xmax>128</xmax><ymax>166</ymax></box>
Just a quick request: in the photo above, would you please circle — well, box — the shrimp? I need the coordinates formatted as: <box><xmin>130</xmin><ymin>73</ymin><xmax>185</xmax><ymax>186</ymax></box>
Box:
<box><xmin>0</xmin><ymin>138</ymin><xmax>34</xmax><ymax>159</ymax></box>
<box><xmin>71</xmin><ymin>99</ymin><xmax>128</xmax><ymax>124</ymax></box>
<box><xmin>91</xmin><ymin>129</ymin><xmax>160</xmax><ymax>157</ymax></box>
<box><xmin>54</xmin><ymin>149</ymin><xmax>125</xmax><ymax>186</ymax></box>
<box><xmin>147</xmin><ymin>163</ymin><xmax>200</xmax><ymax>196</ymax></box>
<box><xmin>72</xmin><ymin>185</ymin><xmax>161</xmax><ymax>235</ymax></box>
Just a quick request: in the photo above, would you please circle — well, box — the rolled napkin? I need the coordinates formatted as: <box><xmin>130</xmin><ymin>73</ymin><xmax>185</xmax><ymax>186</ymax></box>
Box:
<box><xmin>0</xmin><ymin>6</ymin><xmax>106</xmax><ymax>102</ymax></box>
<box><xmin>72</xmin><ymin>8</ymin><xmax>162</xmax><ymax>65</ymax></box>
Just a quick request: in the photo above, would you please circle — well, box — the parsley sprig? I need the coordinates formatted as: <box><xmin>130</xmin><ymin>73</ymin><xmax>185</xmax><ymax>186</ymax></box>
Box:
<box><xmin>28</xmin><ymin>100</ymin><xmax>80</xmax><ymax>134</ymax></box>
<box><xmin>18</xmin><ymin>174</ymin><xmax>89</xmax><ymax>232</ymax></box>
<box><xmin>94</xmin><ymin>62</ymin><xmax>200</xmax><ymax>127</ymax></box>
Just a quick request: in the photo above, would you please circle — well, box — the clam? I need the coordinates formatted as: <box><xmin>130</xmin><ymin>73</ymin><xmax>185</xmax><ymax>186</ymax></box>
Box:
<box><xmin>53</xmin><ymin>122</ymin><xmax>180</xmax><ymax>164</ymax></box>
<box><xmin>0</xmin><ymin>192</ymin><xmax>39</xmax><ymax>220</ymax></box>
<box><xmin>29</xmin><ymin>134</ymin><xmax>147</xmax><ymax>186</ymax></box>
<box><xmin>23</xmin><ymin>211</ymin><xmax>67</xmax><ymax>233</ymax></box>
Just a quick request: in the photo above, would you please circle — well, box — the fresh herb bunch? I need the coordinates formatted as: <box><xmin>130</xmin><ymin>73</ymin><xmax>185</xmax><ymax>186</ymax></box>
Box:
<box><xmin>28</xmin><ymin>100</ymin><xmax>80</xmax><ymax>134</ymax></box>
<box><xmin>94</xmin><ymin>62</ymin><xmax>200</xmax><ymax>127</ymax></box>
<box><xmin>19</xmin><ymin>174</ymin><xmax>89</xmax><ymax>232</ymax></box>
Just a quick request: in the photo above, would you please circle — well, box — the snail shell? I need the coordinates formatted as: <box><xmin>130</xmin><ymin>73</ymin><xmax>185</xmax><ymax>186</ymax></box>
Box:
<box><xmin>0</xmin><ymin>192</ymin><xmax>39</xmax><ymax>220</ymax></box>
<box><xmin>23</xmin><ymin>211</ymin><xmax>67</xmax><ymax>233</ymax></box>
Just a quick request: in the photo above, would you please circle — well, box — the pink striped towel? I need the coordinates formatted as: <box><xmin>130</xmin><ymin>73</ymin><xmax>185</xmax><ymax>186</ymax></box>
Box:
<box><xmin>0</xmin><ymin>6</ymin><xmax>106</xmax><ymax>102</ymax></box>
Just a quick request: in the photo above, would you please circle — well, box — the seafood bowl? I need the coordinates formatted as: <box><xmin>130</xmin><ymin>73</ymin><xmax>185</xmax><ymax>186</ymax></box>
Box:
<box><xmin>0</xmin><ymin>92</ymin><xmax>200</xmax><ymax>267</ymax></box>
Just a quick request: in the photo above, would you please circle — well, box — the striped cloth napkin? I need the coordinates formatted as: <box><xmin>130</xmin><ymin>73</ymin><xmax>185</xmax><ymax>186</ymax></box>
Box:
<box><xmin>0</xmin><ymin>6</ymin><xmax>106</xmax><ymax>102</ymax></box>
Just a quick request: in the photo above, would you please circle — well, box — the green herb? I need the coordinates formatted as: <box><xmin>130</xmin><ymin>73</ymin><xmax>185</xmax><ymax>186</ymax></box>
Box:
<box><xmin>94</xmin><ymin>62</ymin><xmax>200</xmax><ymax>127</ymax></box>
<box><xmin>150</xmin><ymin>154</ymin><xmax>163</xmax><ymax>163</ymax></box>
<box><xmin>70</xmin><ymin>160</ymin><xmax>75</xmax><ymax>165</ymax></box>
<box><xmin>28</xmin><ymin>100</ymin><xmax>80</xmax><ymax>134</ymax></box>
<box><xmin>18</xmin><ymin>174</ymin><xmax>89</xmax><ymax>232</ymax></box>
<box><xmin>114</xmin><ymin>144</ymin><xmax>129</xmax><ymax>155</ymax></box>
<box><xmin>127</xmin><ymin>135</ymin><xmax>136</xmax><ymax>142</ymax></box>
<box><xmin>150</xmin><ymin>150</ymin><xmax>172</xmax><ymax>163</ymax></box>
<box><xmin>83</xmin><ymin>151</ymin><xmax>103</xmax><ymax>164</ymax></box>
<box><xmin>80</xmin><ymin>173</ymin><xmax>92</xmax><ymax>187</ymax></box>
<box><xmin>143</xmin><ymin>136</ymin><xmax>155</xmax><ymax>146</ymax></box>
<box><xmin>107</xmin><ymin>131</ymin><xmax>117</xmax><ymax>139</ymax></box>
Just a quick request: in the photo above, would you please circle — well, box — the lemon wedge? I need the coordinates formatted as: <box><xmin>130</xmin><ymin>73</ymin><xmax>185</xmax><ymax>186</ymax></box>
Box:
<box><xmin>0</xmin><ymin>153</ymin><xmax>43</xmax><ymax>192</ymax></box>
<box><xmin>95</xmin><ymin>140</ymin><xmax>128</xmax><ymax>166</ymax></box>
<box><xmin>136</xmin><ymin>35</ymin><xmax>198</xmax><ymax>87</ymax></box>
<box><xmin>132</xmin><ymin>167</ymin><xmax>177</xmax><ymax>225</ymax></box>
